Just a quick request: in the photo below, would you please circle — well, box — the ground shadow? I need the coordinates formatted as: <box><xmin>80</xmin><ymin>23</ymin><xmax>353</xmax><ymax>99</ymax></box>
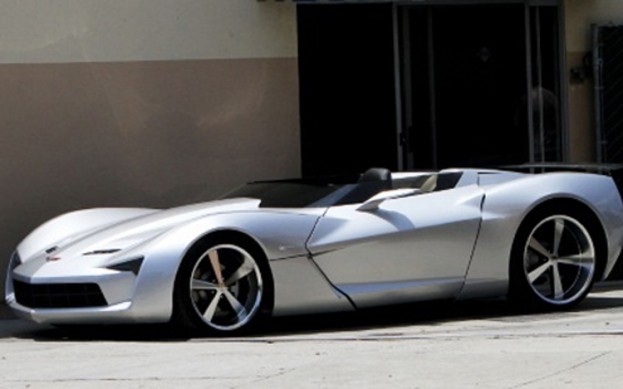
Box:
<box><xmin>4</xmin><ymin>286</ymin><xmax>623</xmax><ymax>342</ymax></box>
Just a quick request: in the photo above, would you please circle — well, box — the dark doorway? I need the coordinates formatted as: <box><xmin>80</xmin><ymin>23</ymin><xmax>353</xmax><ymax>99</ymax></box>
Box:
<box><xmin>594</xmin><ymin>25</ymin><xmax>623</xmax><ymax>163</ymax></box>
<box><xmin>297</xmin><ymin>4</ymin><xmax>398</xmax><ymax>177</ymax></box>
<box><xmin>528</xmin><ymin>6</ymin><xmax>563</xmax><ymax>163</ymax></box>
<box><xmin>298</xmin><ymin>3</ymin><xmax>564</xmax><ymax>175</ymax></box>
<box><xmin>402</xmin><ymin>5</ymin><xmax>529</xmax><ymax>169</ymax></box>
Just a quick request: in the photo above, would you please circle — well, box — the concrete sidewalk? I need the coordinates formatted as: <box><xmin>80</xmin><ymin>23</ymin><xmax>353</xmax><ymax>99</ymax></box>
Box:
<box><xmin>1</xmin><ymin>288</ymin><xmax>623</xmax><ymax>388</ymax></box>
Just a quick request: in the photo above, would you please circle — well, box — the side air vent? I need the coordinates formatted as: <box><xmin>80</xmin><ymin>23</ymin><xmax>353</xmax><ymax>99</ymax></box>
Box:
<box><xmin>83</xmin><ymin>249</ymin><xmax>121</xmax><ymax>256</ymax></box>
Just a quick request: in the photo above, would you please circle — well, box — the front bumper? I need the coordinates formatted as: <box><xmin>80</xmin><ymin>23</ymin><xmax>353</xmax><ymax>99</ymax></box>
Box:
<box><xmin>6</xmin><ymin>273</ymin><xmax>142</xmax><ymax>324</ymax></box>
<box><xmin>7</xmin><ymin>298</ymin><xmax>134</xmax><ymax>324</ymax></box>
<box><xmin>5</xmin><ymin>253</ymin><xmax>175</xmax><ymax>325</ymax></box>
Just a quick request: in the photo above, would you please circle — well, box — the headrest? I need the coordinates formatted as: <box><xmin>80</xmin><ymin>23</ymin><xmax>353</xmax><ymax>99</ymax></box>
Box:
<box><xmin>358</xmin><ymin>168</ymin><xmax>392</xmax><ymax>183</ymax></box>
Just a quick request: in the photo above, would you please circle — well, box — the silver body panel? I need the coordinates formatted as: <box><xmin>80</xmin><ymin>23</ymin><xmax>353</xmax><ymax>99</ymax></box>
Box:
<box><xmin>6</xmin><ymin>169</ymin><xmax>623</xmax><ymax>325</ymax></box>
<box><xmin>308</xmin><ymin>184</ymin><xmax>484</xmax><ymax>307</ymax></box>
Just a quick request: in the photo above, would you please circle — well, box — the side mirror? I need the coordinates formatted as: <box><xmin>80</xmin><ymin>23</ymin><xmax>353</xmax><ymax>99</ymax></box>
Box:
<box><xmin>357</xmin><ymin>188</ymin><xmax>422</xmax><ymax>212</ymax></box>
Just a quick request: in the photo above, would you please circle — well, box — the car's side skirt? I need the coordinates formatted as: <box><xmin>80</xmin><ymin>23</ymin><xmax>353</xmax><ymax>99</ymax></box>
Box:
<box><xmin>334</xmin><ymin>278</ymin><xmax>464</xmax><ymax>308</ymax></box>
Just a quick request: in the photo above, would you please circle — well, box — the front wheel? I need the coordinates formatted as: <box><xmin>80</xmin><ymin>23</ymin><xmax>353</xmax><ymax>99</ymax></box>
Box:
<box><xmin>509</xmin><ymin>207</ymin><xmax>601</xmax><ymax>309</ymax></box>
<box><xmin>173</xmin><ymin>237</ymin><xmax>271</xmax><ymax>334</ymax></box>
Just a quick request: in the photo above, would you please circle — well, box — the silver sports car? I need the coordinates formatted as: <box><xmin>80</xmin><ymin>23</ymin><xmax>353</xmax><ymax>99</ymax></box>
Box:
<box><xmin>5</xmin><ymin>168</ymin><xmax>623</xmax><ymax>334</ymax></box>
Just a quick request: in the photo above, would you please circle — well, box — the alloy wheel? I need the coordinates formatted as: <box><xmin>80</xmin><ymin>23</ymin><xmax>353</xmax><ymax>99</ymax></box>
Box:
<box><xmin>189</xmin><ymin>244</ymin><xmax>263</xmax><ymax>331</ymax></box>
<box><xmin>523</xmin><ymin>215</ymin><xmax>596</xmax><ymax>305</ymax></box>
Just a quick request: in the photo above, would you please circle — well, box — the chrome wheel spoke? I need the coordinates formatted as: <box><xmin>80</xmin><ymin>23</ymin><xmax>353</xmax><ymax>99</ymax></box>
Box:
<box><xmin>529</xmin><ymin>237</ymin><xmax>552</xmax><ymax>259</ymax></box>
<box><xmin>192</xmin><ymin>279</ymin><xmax>218</xmax><ymax>291</ymax></box>
<box><xmin>202</xmin><ymin>290</ymin><xmax>222</xmax><ymax>322</ymax></box>
<box><xmin>208</xmin><ymin>250</ymin><xmax>225</xmax><ymax>287</ymax></box>
<box><xmin>552</xmin><ymin>263</ymin><xmax>564</xmax><ymax>299</ymax></box>
<box><xmin>528</xmin><ymin>260</ymin><xmax>551</xmax><ymax>283</ymax></box>
<box><xmin>553</xmin><ymin>218</ymin><xmax>565</xmax><ymax>257</ymax></box>
<box><xmin>223</xmin><ymin>290</ymin><xmax>248</xmax><ymax>319</ymax></box>
<box><xmin>225</xmin><ymin>256</ymin><xmax>255</xmax><ymax>286</ymax></box>
<box><xmin>556</xmin><ymin>254</ymin><xmax>592</xmax><ymax>267</ymax></box>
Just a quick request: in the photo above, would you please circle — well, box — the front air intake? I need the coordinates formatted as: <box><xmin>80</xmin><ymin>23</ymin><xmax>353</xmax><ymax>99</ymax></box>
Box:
<box><xmin>13</xmin><ymin>280</ymin><xmax>107</xmax><ymax>309</ymax></box>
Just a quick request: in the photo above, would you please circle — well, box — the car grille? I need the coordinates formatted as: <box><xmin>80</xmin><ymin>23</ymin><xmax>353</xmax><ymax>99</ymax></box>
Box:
<box><xmin>13</xmin><ymin>280</ymin><xmax>108</xmax><ymax>309</ymax></box>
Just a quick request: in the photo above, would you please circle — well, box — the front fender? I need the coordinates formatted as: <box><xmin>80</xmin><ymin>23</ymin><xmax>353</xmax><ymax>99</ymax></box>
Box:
<box><xmin>127</xmin><ymin>211</ymin><xmax>322</xmax><ymax>322</ymax></box>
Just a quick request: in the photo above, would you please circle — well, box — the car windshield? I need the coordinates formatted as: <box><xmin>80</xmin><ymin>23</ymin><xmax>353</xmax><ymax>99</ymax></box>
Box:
<box><xmin>220</xmin><ymin>172</ymin><xmax>463</xmax><ymax>208</ymax></box>
<box><xmin>221</xmin><ymin>177</ymin><xmax>358</xmax><ymax>208</ymax></box>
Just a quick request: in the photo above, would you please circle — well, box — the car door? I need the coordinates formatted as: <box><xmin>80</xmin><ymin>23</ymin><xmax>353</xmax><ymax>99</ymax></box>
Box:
<box><xmin>307</xmin><ymin>183</ymin><xmax>484</xmax><ymax>307</ymax></box>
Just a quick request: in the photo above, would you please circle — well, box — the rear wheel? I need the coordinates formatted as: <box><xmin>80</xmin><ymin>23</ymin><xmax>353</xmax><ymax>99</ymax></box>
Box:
<box><xmin>173</xmin><ymin>237</ymin><xmax>271</xmax><ymax>334</ymax></box>
<box><xmin>509</xmin><ymin>207</ymin><xmax>600</xmax><ymax>308</ymax></box>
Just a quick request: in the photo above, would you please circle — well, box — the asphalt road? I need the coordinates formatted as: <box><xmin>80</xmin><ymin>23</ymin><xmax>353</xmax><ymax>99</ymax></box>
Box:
<box><xmin>2</xmin><ymin>284</ymin><xmax>623</xmax><ymax>388</ymax></box>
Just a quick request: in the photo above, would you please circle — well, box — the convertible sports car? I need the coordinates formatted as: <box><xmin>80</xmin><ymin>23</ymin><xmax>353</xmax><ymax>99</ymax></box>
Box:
<box><xmin>5</xmin><ymin>167</ymin><xmax>623</xmax><ymax>334</ymax></box>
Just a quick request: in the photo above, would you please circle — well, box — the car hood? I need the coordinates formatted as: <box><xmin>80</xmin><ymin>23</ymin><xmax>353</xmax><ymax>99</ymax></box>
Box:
<box><xmin>18</xmin><ymin>197</ymin><xmax>321</xmax><ymax>268</ymax></box>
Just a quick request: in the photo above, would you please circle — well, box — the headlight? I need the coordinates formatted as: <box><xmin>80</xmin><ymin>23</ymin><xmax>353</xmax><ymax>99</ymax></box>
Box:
<box><xmin>105</xmin><ymin>256</ymin><xmax>144</xmax><ymax>276</ymax></box>
<box><xmin>8</xmin><ymin>251</ymin><xmax>21</xmax><ymax>272</ymax></box>
<box><xmin>5</xmin><ymin>251</ymin><xmax>21</xmax><ymax>299</ymax></box>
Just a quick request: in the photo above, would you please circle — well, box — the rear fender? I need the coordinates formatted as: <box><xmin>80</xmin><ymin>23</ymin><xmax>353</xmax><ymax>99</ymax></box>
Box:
<box><xmin>460</xmin><ymin>173</ymin><xmax>623</xmax><ymax>299</ymax></box>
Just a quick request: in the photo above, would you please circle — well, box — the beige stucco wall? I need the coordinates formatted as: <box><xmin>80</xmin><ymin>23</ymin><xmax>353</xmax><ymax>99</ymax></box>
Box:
<box><xmin>0</xmin><ymin>0</ymin><xmax>297</xmax><ymax>63</ymax></box>
<box><xmin>0</xmin><ymin>1</ymin><xmax>300</xmax><ymax>301</ymax></box>
<box><xmin>566</xmin><ymin>0</ymin><xmax>623</xmax><ymax>52</ymax></box>
<box><xmin>565</xmin><ymin>0</ymin><xmax>623</xmax><ymax>162</ymax></box>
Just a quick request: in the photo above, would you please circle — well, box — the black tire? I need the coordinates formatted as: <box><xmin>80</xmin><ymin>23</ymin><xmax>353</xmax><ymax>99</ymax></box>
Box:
<box><xmin>509</xmin><ymin>205</ymin><xmax>602</xmax><ymax>309</ymax></box>
<box><xmin>172</xmin><ymin>235</ymin><xmax>272</xmax><ymax>335</ymax></box>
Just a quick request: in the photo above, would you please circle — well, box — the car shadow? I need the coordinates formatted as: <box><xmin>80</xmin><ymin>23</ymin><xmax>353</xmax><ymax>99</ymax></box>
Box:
<box><xmin>4</xmin><ymin>286</ymin><xmax>623</xmax><ymax>342</ymax></box>
<box><xmin>260</xmin><ymin>293</ymin><xmax>623</xmax><ymax>338</ymax></box>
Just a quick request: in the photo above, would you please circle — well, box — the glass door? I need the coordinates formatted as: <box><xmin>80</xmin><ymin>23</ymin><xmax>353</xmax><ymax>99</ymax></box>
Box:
<box><xmin>399</xmin><ymin>3</ymin><xmax>564</xmax><ymax>169</ymax></box>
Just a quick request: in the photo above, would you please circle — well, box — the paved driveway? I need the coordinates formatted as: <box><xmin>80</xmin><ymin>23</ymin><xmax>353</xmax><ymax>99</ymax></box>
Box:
<box><xmin>2</xmin><ymin>285</ymin><xmax>623</xmax><ymax>388</ymax></box>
